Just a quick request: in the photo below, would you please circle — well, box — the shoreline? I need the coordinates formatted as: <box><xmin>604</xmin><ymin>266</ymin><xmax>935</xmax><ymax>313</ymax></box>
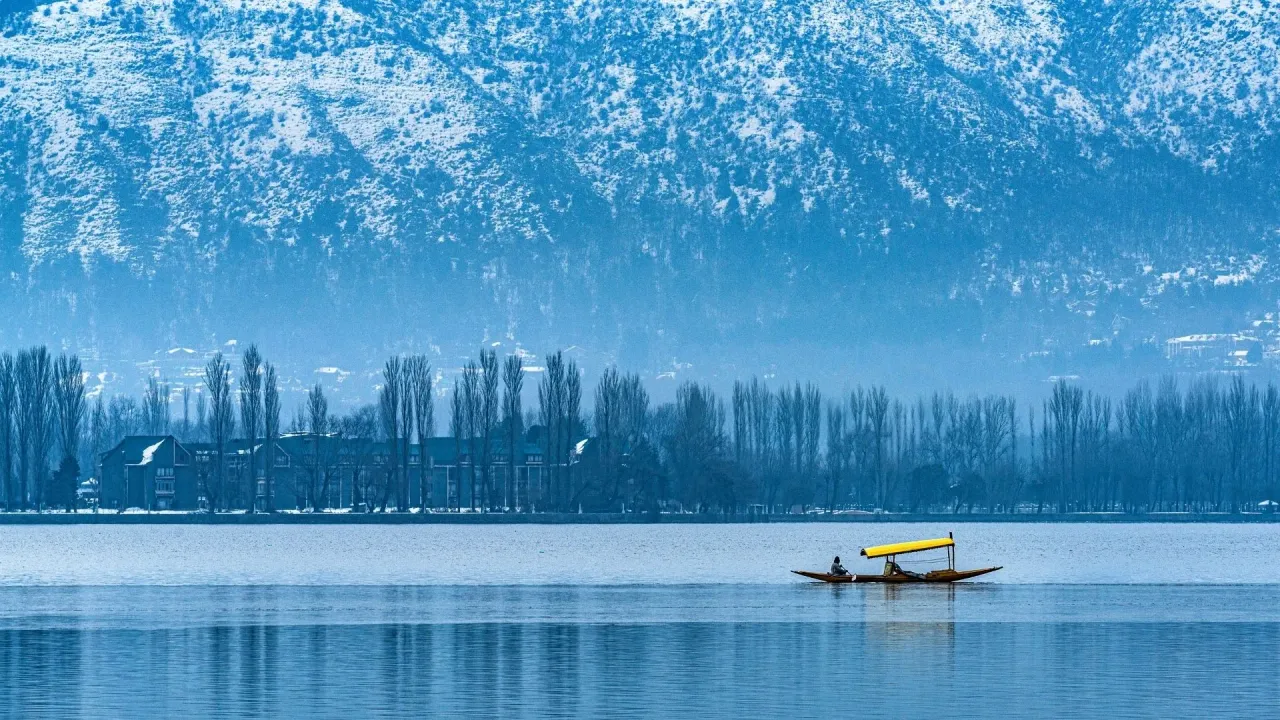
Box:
<box><xmin>0</xmin><ymin>511</ymin><xmax>1274</xmax><ymax>524</ymax></box>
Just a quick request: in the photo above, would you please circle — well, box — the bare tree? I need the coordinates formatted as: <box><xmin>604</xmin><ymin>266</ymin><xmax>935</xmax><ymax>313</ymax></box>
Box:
<box><xmin>263</xmin><ymin>363</ymin><xmax>280</xmax><ymax>513</ymax></box>
<box><xmin>195</xmin><ymin>391</ymin><xmax>207</xmax><ymax>443</ymax></box>
<box><xmin>307</xmin><ymin>383</ymin><xmax>329</xmax><ymax>511</ymax></box>
<box><xmin>0</xmin><ymin>354</ymin><xmax>13</xmax><ymax>511</ymax></box>
<box><xmin>619</xmin><ymin>373</ymin><xmax>653</xmax><ymax>510</ymax></box>
<box><xmin>742</xmin><ymin>378</ymin><xmax>774</xmax><ymax>510</ymax></box>
<box><xmin>1048</xmin><ymin>380</ymin><xmax>1084</xmax><ymax>512</ymax></box>
<box><xmin>16</xmin><ymin>347</ymin><xmax>53</xmax><ymax>511</ymax></box>
<box><xmin>479</xmin><ymin>350</ymin><xmax>499</xmax><ymax>510</ymax></box>
<box><xmin>180</xmin><ymin>386</ymin><xmax>191</xmax><ymax>442</ymax></box>
<box><xmin>53</xmin><ymin>354</ymin><xmax>86</xmax><ymax>511</ymax></box>
<box><xmin>666</xmin><ymin>382</ymin><xmax>726</xmax><ymax>512</ymax></box>
<box><xmin>461</xmin><ymin>359</ymin><xmax>480</xmax><ymax>510</ymax></box>
<box><xmin>596</xmin><ymin>367</ymin><xmax>623</xmax><ymax>509</ymax></box>
<box><xmin>449</xmin><ymin>383</ymin><xmax>464</xmax><ymax>510</ymax></box>
<box><xmin>1224</xmin><ymin>375</ymin><xmax>1258</xmax><ymax>513</ymax></box>
<box><xmin>503</xmin><ymin>354</ymin><xmax>524</xmax><ymax>510</ymax></box>
<box><xmin>538</xmin><ymin>352</ymin><xmax>565</xmax><ymax>511</ymax></box>
<box><xmin>801</xmin><ymin>383</ymin><xmax>821</xmax><ymax>482</ymax></box>
<box><xmin>1264</xmin><ymin>384</ymin><xmax>1280</xmax><ymax>504</ymax></box>
<box><xmin>379</xmin><ymin>359</ymin><xmax>402</xmax><ymax>512</ymax></box>
<box><xmin>344</xmin><ymin>405</ymin><xmax>379</xmax><ymax>512</ymax></box>
<box><xmin>397</xmin><ymin>360</ymin><xmax>414</xmax><ymax>511</ymax></box>
<box><xmin>409</xmin><ymin>356</ymin><xmax>434</xmax><ymax>511</ymax></box>
<box><xmin>564</xmin><ymin>361</ymin><xmax>582</xmax><ymax>510</ymax></box>
<box><xmin>323</xmin><ymin>417</ymin><xmax>346</xmax><ymax>510</ymax></box>
<box><xmin>239</xmin><ymin>345</ymin><xmax>263</xmax><ymax>511</ymax></box>
<box><xmin>143</xmin><ymin>376</ymin><xmax>170</xmax><ymax>436</ymax></box>
<box><xmin>867</xmin><ymin>387</ymin><xmax>890</xmax><ymax>510</ymax></box>
<box><xmin>88</xmin><ymin>394</ymin><xmax>107</xmax><ymax>511</ymax></box>
<box><xmin>825</xmin><ymin>402</ymin><xmax>847</xmax><ymax>512</ymax></box>
<box><xmin>732</xmin><ymin>381</ymin><xmax>747</xmax><ymax>466</ymax></box>
<box><xmin>107</xmin><ymin>396</ymin><xmax>141</xmax><ymax>446</ymax></box>
<box><xmin>202</xmin><ymin>353</ymin><xmax>233</xmax><ymax>512</ymax></box>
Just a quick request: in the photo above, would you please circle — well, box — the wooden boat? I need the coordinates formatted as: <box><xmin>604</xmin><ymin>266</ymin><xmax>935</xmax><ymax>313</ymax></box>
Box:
<box><xmin>792</xmin><ymin>533</ymin><xmax>1001</xmax><ymax>584</ymax></box>
<box><xmin>791</xmin><ymin>567</ymin><xmax>1000</xmax><ymax>583</ymax></box>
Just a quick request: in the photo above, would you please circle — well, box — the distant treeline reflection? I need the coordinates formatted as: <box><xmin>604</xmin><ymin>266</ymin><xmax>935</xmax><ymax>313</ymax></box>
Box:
<box><xmin>0</xmin><ymin>344</ymin><xmax>1278</xmax><ymax>514</ymax></box>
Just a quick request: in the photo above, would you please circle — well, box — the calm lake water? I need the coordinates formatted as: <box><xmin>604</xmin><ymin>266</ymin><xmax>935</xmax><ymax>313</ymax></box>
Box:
<box><xmin>0</xmin><ymin>524</ymin><xmax>1276</xmax><ymax>718</ymax></box>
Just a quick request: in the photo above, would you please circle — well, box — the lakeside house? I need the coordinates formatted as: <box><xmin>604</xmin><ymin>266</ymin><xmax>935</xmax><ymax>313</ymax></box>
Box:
<box><xmin>99</xmin><ymin>431</ymin><xmax>554</xmax><ymax>512</ymax></box>
<box><xmin>99</xmin><ymin>436</ymin><xmax>198</xmax><ymax>510</ymax></box>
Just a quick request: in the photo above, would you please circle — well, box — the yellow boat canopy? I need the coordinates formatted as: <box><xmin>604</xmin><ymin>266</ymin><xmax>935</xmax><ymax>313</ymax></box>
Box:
<box><xmin>860</xmin><ymin>537</ymin><xmax>954</xmax><ymax>559</ymax></box>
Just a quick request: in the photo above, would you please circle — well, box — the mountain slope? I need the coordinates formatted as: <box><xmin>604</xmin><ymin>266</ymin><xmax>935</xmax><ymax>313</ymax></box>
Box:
<box><xmin>2</xmin><ymin>0</ymin><xmax>1279</xmax><ymax>397</ymax></box>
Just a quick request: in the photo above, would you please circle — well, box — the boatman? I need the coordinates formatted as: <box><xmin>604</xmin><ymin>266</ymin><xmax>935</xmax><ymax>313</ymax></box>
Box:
<box><xmin>830</xmin><ymin>556</ymin><xmax>849</xmax><ymax>576</ymax></box>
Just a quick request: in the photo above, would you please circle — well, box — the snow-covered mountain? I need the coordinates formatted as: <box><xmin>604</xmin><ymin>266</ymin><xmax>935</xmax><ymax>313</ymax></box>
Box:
<box><xmin>2</xmin><ymin>0</ymin><xmax>1279</xmax><ymax>399</ymax></box>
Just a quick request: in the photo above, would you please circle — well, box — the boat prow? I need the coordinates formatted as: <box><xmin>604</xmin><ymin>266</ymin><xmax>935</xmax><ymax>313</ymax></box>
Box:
<box><xmin>792</xmin><ymin>570</ymin><xmax>856</xmax><ymax>583</ymax></box>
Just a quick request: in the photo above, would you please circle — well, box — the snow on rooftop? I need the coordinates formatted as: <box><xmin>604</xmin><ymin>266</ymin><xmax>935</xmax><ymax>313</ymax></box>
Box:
<box><xmin>1167</xmin><ymin>333</ymin><xmax>1259</xmax><ymax>344</ymax></box>
<box><xmin>139</xmin><ymin>439</ymin><xmax>165</xmax><ymax>466</ymax></box>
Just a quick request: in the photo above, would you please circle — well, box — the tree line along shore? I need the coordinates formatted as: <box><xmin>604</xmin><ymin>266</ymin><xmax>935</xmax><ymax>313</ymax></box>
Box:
<box><xmin>0</xmin><ymin>344</ymin><xmax>1279</xmax><ymax>515</ymax></box>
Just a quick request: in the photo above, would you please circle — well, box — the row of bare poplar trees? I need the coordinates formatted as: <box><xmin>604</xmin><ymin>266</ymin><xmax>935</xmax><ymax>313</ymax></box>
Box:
<box><xmin>672</xmin><ymin>376</ymin><xmax>1280</xmax><ymax>514</ymax></box>
<box><xmin>278</xmin><ymin>349</ymin><xmax>585</xmax><ymax>513</ymax></box>
<box><xmin>137</xmin><ymin>348</ymin><xmax>588</xmax><ymax>513</ymax></box>
<box><xmin>50</xmin><ymin>339</ymin><xmax>1280</xmax><ymax>514</ymax></box>
<box><xmin>0</xmin><ymin>347</ymin><xmax>86</xmax><ymax>511</ymax></box>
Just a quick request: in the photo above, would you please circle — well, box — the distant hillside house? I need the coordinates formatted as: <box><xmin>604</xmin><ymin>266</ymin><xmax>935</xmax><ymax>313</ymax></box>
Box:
<box><xmin>99</xmin><ymin>436</ymin><xmax>197</xmax><ymax>510</ymax></box>
<box><xmin>1165</xmin><ymin>333</ymin><xmax>1262</xmax><ymax>365</ymax></box>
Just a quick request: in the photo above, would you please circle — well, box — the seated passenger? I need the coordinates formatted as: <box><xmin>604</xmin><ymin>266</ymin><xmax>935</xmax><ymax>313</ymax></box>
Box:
<box><xmin>886</xmin><ymin>561</ymin><xmax>924</xmax><ymax>579</ymax></box>
<box><xmin>829</xmin><ymin>556</ymin><xmax>849</xmax><ymax>576</ymax></box>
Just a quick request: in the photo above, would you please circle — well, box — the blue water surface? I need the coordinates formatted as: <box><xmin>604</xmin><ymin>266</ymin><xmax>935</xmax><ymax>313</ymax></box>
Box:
<box><xmin>0</xmin><ymin>525</ymin><xmax>1276</xmax><ymax>718</ymax></box>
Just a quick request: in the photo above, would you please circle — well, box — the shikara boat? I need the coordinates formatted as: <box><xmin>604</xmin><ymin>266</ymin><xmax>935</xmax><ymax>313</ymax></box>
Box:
<box><xmin>792</xmin><ymin>534</ymin><xmax>1001</xmax><ymax>584</ymax></box>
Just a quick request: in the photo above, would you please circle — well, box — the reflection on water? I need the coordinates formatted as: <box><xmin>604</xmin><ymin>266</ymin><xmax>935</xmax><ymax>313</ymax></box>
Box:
<box><xmin>0</xmin><ymin>585</ymin><xmax>1275</xmax><ymax>718</ymax></box>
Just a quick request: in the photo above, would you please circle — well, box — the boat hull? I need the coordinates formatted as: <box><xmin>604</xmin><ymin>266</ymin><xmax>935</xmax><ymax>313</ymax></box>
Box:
<box><xmin>792</xmin><ymin>567</ymin><xmax>1002</xmax><ymax>584</ymax></box>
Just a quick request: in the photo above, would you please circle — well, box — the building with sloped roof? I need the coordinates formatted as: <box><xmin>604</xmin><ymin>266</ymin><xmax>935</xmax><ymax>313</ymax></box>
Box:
<box><xmin>104</xmin><ymin>431</ymin><xmax>553</xmax><ymax>512</ymax></box>
<box><xmin>99</xmin><ymin>435</ymin><xmax>197</xmax><ymax>510</ymax></box>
